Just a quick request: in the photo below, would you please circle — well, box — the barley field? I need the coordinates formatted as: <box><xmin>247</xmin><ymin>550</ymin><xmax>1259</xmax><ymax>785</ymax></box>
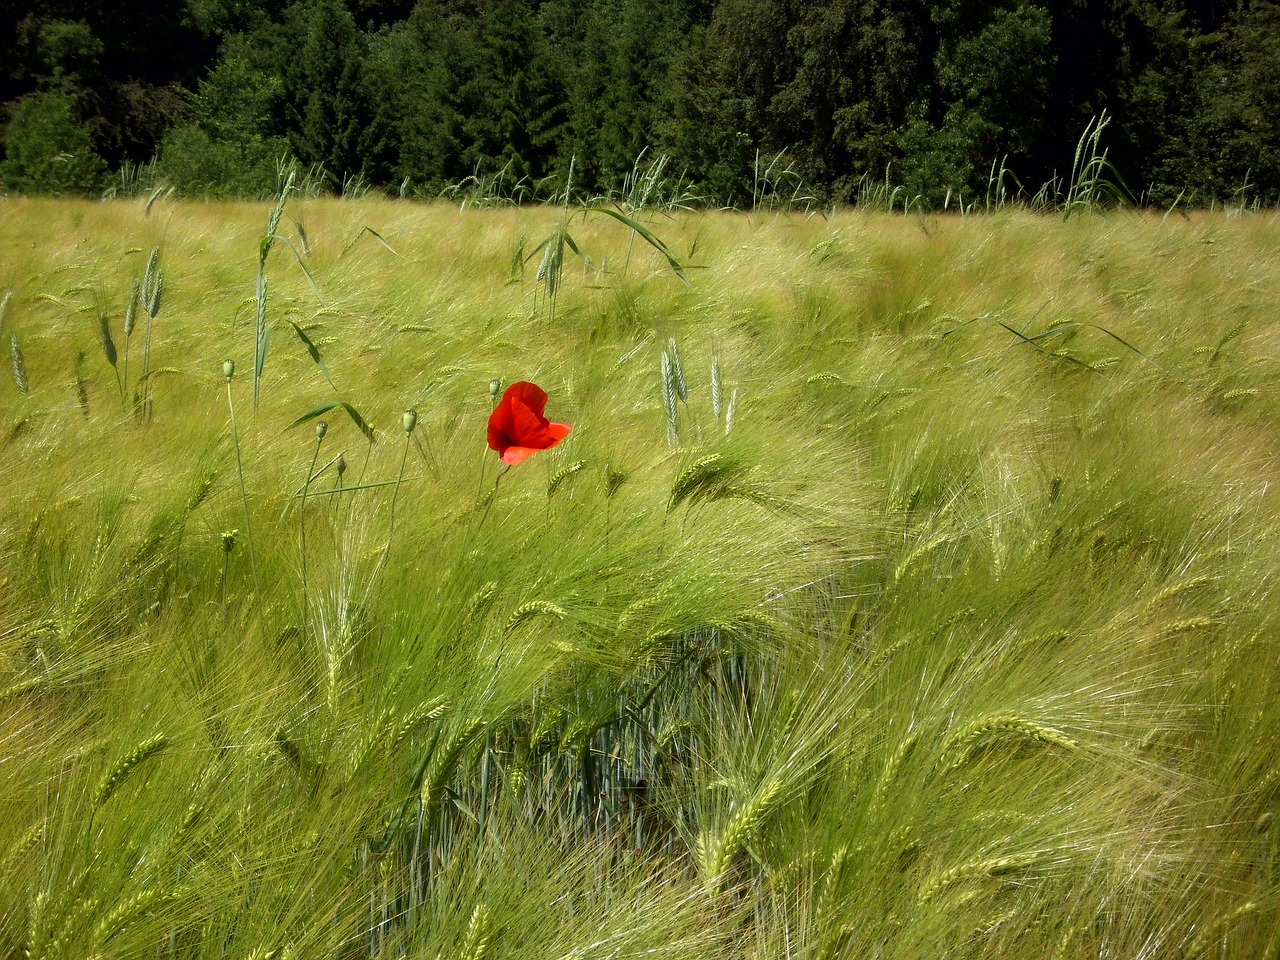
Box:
<box><xmin>1</xmin><ymin>194</ymin><xmax>1278</xmax><ymax>959</ymax></box>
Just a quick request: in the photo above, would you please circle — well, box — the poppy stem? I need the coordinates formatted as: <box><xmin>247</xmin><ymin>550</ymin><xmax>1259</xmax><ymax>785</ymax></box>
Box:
<box><xmin>473</xmin><ymin>466</ymin><xmax>509</xmax><ymax>533</ymax></box>
<box><xmin>468</xmin><ymin>387</ymin><xmax>501</xmax><ymax>539</ymax></box>
<box><xmin>372</xmin><ymin>431</ymin><xmax>412</xmax><ymax>585</ymax></box>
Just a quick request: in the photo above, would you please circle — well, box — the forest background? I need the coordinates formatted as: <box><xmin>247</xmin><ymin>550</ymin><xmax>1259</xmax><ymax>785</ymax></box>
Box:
<box><xmin>2</xmin><ymin>0</ymin><xmax>1278</xmax><ymax>208</ymax></box>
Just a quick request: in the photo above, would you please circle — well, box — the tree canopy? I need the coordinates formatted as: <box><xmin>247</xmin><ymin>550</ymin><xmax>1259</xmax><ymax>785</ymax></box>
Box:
<box><xmin>2</xmin><ymin>0</ymin><xmax>1276</xmax><ymax>205</ymax></box>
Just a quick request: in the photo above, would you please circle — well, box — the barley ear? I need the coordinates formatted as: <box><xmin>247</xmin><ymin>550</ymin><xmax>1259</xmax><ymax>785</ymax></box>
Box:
<box><xmin>506</xmin><ymin>598</ymin><xmax>567</xmax><ymax>631</ymax></box>
<box><xmin>697</xmin><ymin>776</ymin><xmax>786</xmax><ymax>882</ymax></box>
<box><xmin>940</xmin><ymin>715</ymin><xmax>1077</xmax><ymax>771</ymax></box>
<box><xmin>123</xmin><ymin>280</ymin><xmax>139</xmax><ymax>338</ymax></box>
<box><xmin>670</xmin><ymin>453</ymin><xmax>739</xmax><ymax>510</ymax></box>
<box><xmin>667</xmin><ymin>337</ymin><xmax>688</xmax><ymax>401</ymax></box>
<box><xmin>548</xmin><ymin>459</ymin><xmax>585</xmax><ymax>497</ymax></box>
<box><xmin>460</xmin><ymin>904</ymin><xmax>491</xmax><ymax>960</ymax></box>
<box><xmin>97</xmin><ymin>307</ymin><xmax>117</xmax><ymax>368</ymax></box>
<box><xmin>10</xmin><ymin>334</ymin><xmax>29</xmax><ymax>396</ymax></box>
<box><xmin>710</xmin><ymin>352</ymin><xmax>722</xmax><ymax>420</ymax></box>
<box><xmin>93</xmin><ymin>734</ymin><xmax>169</xmax><ymax>806</ymax></box>
<box><xmin>141</xmin><ymin>248</ymin><xmax>164</xmax><ymax>318</ymax></box>
<box><xmin>661</xmin><ymin>349</ymin><xmax>679</xmax><ymax>444</ymax></box>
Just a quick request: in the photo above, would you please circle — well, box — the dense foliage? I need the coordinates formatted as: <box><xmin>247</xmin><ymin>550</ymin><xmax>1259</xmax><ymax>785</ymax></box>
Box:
<box><xmin>1</xmin><ymin>1</ymin><xmax>1278</xmax><ymax>202</ymax></box>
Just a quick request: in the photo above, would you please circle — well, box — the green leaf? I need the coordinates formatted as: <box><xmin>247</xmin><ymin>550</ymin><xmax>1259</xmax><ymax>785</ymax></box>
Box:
<box><xmin>284</xmin><ymin>319</ymin><xmax>336</xmax><ymax>390</ymax></box>
<box><xmin>584</xmin><ymin>206</ymin><xmax>687</xmax><ymax>283</ymax></box>
<box><xmin>341</xmin><ymin>226</ymin><xmax>400</xmax><ymax>257</ymax></box>
<box><xmin>290</xmin><ymin>401</ymin><xmax>341</xmax><ymax>428</ymax></box>
<box><xmin>291</xmin><ymin>400</ymin><xmax>375</xmax><ymax>443</ymax></box>
<box><xmin>264</xmin><ymin>234</ymin><xmax>321</xmax><ymax>299</ymax></box>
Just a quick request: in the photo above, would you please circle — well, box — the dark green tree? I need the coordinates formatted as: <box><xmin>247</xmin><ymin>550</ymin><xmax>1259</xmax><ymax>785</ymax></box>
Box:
<box><xmin>897</xmin><ymin>1</ymin><xmax>1054</xmax><ymax>203</ymax></box>
<box><xmin>281</xmin><ymin>0</ymin><xmax>370</xmax><ymax>184</ymax></box>
<box><xmin>657</xmin><ymin>0</ymin><xmax>789</xmax><ymax>203</ymax></box>
<box><xmin>454</xmin><ymin>0</ymin><xmax>566</xmax><ymax>184</ymax></box>
<box><xmin>1189</xmin><ymin>1</ymin><xmax>1280</xmax><ymax>203</ymax></box>
<box><xmin>361</xmin><ymin>2</ymin><xmax>469</xmax><ymax>190</ymax></box>
<box><xmin>2</xmin><ymin>88</ymin><xmax>107</xmax><ymax>194</ymax></box>
<box><xmin>550</xmin><ymin>0</ymin><xmax>695</xmax><ymax>192</ymax></box>
<box><xmin>155</xmin><ymin>48</ymin><xmax>291</xmax><ymax>197</ymax></box>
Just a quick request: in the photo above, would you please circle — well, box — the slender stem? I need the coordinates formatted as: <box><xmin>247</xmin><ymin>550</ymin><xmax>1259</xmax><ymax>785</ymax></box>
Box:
<box><xmin>227</xmin><ymin>381</ymin><xmax>260</xmax><ymax>595</ymax></box>
<box><xmin>474</xmin><ymin>466</ymin><xmax>509</xmax><ymax>534</ymax></box>
<box><xmin>473</xmin><ymin>447</ymin><xmax>489</xmax><ymax>515</ymax></box>
<box><xmin>120</xmin><ymin>340</ymin><xmax>130</xmax><ymax>409</ymax></box>
<box><xmin>141</xmin><ymin>313</ymin><xmax>153</xmax><ymax>419</ymax></box>
<box><xmin>387</xmin><ymin>434</ymin><xmax>411</xmax><ymax>554</ymax></box>
<box><xmin>371</xmin><ymin>434</ymin><xmax>412</xmax><ymax>587</ymax></box>
<box><xmin>469</xmin><ymin>391</ymin><xmax>500</xmax><ymax>540</ymax></box>
<box><xmin>479</xmin><ymin>731</ymin><xmax>492</xmax><ymax>833</ymax></box>
<box><xmin>220</xmin><ymin>551</ymin><xmax>229</xmax><ymax>633</ymax></box>
<box><xmin>300</xmin><ymin>439</ymin><xmax>322</xmax><ymax>644</ymax></box>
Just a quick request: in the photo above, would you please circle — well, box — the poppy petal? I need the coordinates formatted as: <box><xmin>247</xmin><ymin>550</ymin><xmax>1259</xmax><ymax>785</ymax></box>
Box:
<box><xmin>487</xmin><ymin>381</ymin><xmax>572</xmax><ymax>464</ymax></box>
<box><xmin>510</xmin><ymin>394</ymin><xmax>553</xmax><ymax>444</ymax></box>
<box><xmin>487</xmin><ymin>401</ymin><xmax>515</xmax><ymax>453</ymax></box>
<box><xmin>501</xmin><ymin>445</ymin><xmax>543</xmax><ymax>465</ymax></box>
<box><xmin>505</xmin><ymin>381</ymin><xmax>549</xmax><ymax>416</ymax></box>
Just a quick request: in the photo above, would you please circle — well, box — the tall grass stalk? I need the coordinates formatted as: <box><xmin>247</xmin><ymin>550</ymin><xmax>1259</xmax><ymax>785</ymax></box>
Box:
<box><xmin>138</xmin><ymin>247</ymin><xmax>163</xmax><ymax>419</ymax></box>
<box><xmin>300</xmin><ymin>421</ymin><xmax>327</xmax><ymax>644</ymax></box>
<box><xmin>223</xmin><ymin>360</ymin><xmax>259</xmax><ymax>595</ymax></box>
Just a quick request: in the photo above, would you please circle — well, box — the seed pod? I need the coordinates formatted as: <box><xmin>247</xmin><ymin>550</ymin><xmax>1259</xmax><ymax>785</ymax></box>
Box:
<box><xmin>223</xmin><ymin>359</ymin><xmax>235</xmax><ymax>382</ymax></box>
<box><xmin>402</xmin><ymin>409</ymin><xmax>418</xmax><ymax>434</ymax></box>
<box><xmin>315</xmin><ymin>420</ymin><xmax>328</xmax><ymax>442</ymax></box>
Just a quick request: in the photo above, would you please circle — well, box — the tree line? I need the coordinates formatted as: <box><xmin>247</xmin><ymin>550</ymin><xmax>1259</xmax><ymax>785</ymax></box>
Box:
<box><xmin>2</xmin><ymin>0</ymin><xmax>1277</xmax><ymax>207</ymax></box>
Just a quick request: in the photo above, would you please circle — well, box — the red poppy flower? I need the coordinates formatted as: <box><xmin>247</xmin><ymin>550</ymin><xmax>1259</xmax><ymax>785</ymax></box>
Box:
<box><xmin>487</xmin><ymin>381</ymin><xmax>572</xmax><ymax>465</ymax></box>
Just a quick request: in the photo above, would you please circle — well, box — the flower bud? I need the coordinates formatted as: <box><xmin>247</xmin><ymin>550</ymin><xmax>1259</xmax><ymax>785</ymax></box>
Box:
<box><xmin>223</xmin><ymin>359</ymin><xmax>235</xmax><ymax>382</ymax></box>
<box><xmin>315</xmin><ymin>420</ymin><xmax>328</xmax><ymax>442</ymax></box>
<box><xmin>489</xmin><ymin>378</ymin><xmax>501</xmax><ymax>399</ymax></box>
<box><xmin>336</xmin><ymin>453</ymin><xmax>348</xmax><ymax>478</ymax></box>
<box><xmin>402</xmin><ymin>409</ymin><xmax>418</xmax><ymax>434</ymax></box>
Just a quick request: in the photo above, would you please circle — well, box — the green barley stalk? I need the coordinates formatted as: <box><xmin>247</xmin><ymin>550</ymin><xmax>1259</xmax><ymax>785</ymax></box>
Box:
<box><xmin>92</xmin><ymin>887</ymin><xmax>171</xmax><ymax>947</ymax></box>
<box><xmin>224</xmin><ymin>361</ymin><xmax>260</xmax><ymax>595</ymax></box>
<box><xmin>138</xmin><ymin>247</ymin><xmax>163</xmax><ymax>419</ymax></box>
<box><xmin>710</xmin><ymin>351</ymin><xmax>722</xmax><ymax>422</ymax></box>
<box><xmin>661</xmin><ymin>350</ymin><xmax>679</xmax><ymax>445</ymax></box>
<box><xmin>121</xmin><ymin>279</ymin><xmax>139</xmax><ymax>409</ymax></box>
<box><xmin>420</xmin><ymin>717</ymin><xmax>484</xmax><ymax>811</ymax></box>
<box><xmin>917</xmin><ymin>852</ymin><xmax>1045</xmax><ymax>904</ymax></box>
<box><xmin>547</xmin><ymin>460</ymin><xmax>585</xmax><ymax>497</ymax></box>
<box><xmin>74</xmin><ymin>349</ymin><xmax>90</xmax><ymax>417</ymax></box>
<box><xmin>940</xmin><ymin>715</ymin><xmax>1078</xmax><ymax>772</ymax></box>
<box><xmin>669</xmin><ymin>453</ymin><xmax>737</xmax><ymax>510</ymax></box>
<box><xmin>300</xmin><ymin>420</ymin><xmax>327</xmax><ymax>644</ymax></box>
<box><xmin>459</xmin><ymin>903</ymin><xmax>491</xmax><ymax>960</ymax></box>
